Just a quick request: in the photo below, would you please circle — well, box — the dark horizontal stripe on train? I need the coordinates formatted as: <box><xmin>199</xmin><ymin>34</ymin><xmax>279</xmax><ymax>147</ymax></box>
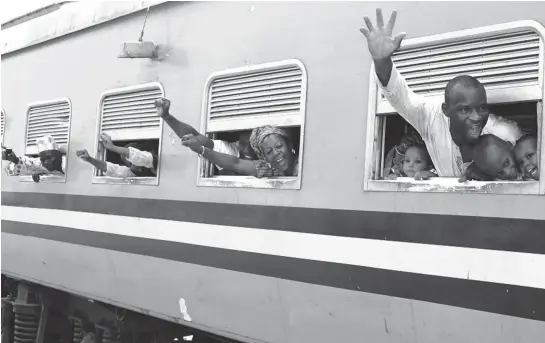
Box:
<box><xmin>2</xmin><ymin>191</ymin><xmax>545</xmax><ymax>254</ymax></box>
<box><xmin>2</xmin><ymin>220</ymin><xmax>544</xmax><ymax>321</ymax></box>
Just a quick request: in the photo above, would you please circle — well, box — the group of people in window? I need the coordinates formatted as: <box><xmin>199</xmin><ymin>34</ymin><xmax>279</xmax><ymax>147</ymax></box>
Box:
<box><xmin>2</xmin><ymin>8</ymin><xmax>540</xmax><ymax>183</ymax></box>
<box><xmin>1</xmin><ymin>96</ymin><xmax>300</xmax><ymax>181</ymax></box>
<box><xmin>362</xmin><ymin>8</ymin><xmax>539</xmax><ymax>182</ymax></box>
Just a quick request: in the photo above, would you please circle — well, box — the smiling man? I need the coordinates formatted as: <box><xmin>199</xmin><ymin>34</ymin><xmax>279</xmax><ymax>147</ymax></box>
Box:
<box><xmin>360</xmin><ymin>9</ymin><xmax>522</xmax><ymax>177</ymax></box>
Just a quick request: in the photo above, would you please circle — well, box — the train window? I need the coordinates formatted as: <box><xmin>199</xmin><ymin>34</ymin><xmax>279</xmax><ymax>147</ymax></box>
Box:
<box><xmin>363</xmin><ymin>21</ymin><xmax>545</xmax><ymax>195</ymax></box>
<box><xmin>197</xmin><ymin>59</ymin><xmax>308</xmax><ymax>189</ymax></box>
<box><xmin>93</xmin><ymin>82</ymin><xmax>164</xmax><ymax>186</ymax></box>
<box><xmin>21</xmin><ymin>98</ymin><xmax>72</xmax><ymax>183</ymax></box>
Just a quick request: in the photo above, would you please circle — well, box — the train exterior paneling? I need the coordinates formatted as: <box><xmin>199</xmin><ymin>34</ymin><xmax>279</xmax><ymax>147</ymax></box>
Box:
<box><xmin>1</xmin><ymin>1</ymin><xmax>545</xmax><ymax>343</ymax></box>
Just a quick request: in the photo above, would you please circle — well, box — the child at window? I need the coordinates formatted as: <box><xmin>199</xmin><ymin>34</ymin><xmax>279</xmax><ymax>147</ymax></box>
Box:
<box><xmin>462</xmin><ymin>134</ymin><xmax>521</xmax><ymax>181</ymax></box>
<box><xmin>514</xmin><ymin>134</ymin><xmax>539</xmax><ymax>180</ymax></box>
<box><xmin>384</xmin><ymin>130</ymin><xmax>437</xmax><ymax>180</ymax></box>
<box><xmin>76</xmin><ymin>133</ymin><xmax>157</xmax><ymax>178</ymax></box>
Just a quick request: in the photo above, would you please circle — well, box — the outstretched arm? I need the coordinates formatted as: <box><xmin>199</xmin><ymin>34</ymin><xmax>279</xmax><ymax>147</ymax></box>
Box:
<box><xmin>99</xmin><ymin>133</ymin><xmax>155</xmax><ymax>169</ymax></box>
<box><xmin>154</xmin><ymin>98</ymin><xmax>214</xmax><ymax>149</ymax></box>
<box><xmin>360</xmin><ymin>9</ymin><xmax>436</xmax><ymax>138</ymax></box>
<box><xmin>76</xmin><ymin>149</ymin><xmax>107</xmax><ymax>173</ymax></box>
<box><xmin>181</xmin><ymin>134</ymin><xmax>257</xmax><ymax>176</ymax></box>
<box><xmin>99</xmin><ymin>134</ymin><xmax>130</xmax><ymax>158</ymax></box>
<box><xmin>2</xmin><ymin>149</ymin><xmax>49</xmax><ymax>176</ymax></box>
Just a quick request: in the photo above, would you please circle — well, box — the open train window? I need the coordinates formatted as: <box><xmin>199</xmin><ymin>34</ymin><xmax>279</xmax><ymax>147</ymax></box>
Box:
<box><xmin>21</xmin><ymin>98</ymin><xmax>72</xmax><ymax>183</ymax></box>
<box><xmin>364</xmin><ymin>21</ymin><xmax>545</xmax><ymax>195</ymax></box>
<box><xmin>197</xmin><ymin>59</ymin><xmax>308</xmax><ymax>189</ymax></box>
<box><xmin>93</xmin><ymin>82</ymin><xmax>164</xmax><ymax>186</ymax></box>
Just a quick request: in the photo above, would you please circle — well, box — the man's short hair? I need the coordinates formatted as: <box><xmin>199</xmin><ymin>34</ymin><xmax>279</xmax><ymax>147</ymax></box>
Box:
<box><xmin>444</xmin><ymin>75</ymin><xmax>485</xmax><ymax>104</ymax></box>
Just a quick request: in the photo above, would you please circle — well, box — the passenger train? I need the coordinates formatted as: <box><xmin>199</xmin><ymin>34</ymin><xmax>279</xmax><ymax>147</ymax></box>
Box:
<box><xmin>1</xmin><ymin>1</ymin><xmax>545</xmax><ymax>342</ymax></box>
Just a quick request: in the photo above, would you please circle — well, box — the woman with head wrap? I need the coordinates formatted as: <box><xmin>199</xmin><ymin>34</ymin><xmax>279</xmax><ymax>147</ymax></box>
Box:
<box><xmin>2</xmin><ymin>135</ymin><xmax>67</xmax><ymax>182</ymax></box>
<box><xmin>76</xmin><ymin>133</ymin><xmax>158</xmax><ymax>177</ymax></box>
<box><xmin>181</xmin><ymin>125</ymin><xmax>299</xmax><ymax>178</ymax></box>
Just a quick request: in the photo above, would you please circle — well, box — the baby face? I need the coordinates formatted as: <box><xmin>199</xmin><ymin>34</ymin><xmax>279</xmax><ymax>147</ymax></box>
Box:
<box><xmin>402</xmin><ymin>146</ymin><xmax>429</xmax><ymax>177</ymax></box>
<box><xmin>514</xmin><ymin>137</ymin><xmax>538</xmax><ymax>180</ymax></box>
<box><xmin>475</xmin><ymin>143</ymin><xmax>518</xmax><ymax>180</ymax></box>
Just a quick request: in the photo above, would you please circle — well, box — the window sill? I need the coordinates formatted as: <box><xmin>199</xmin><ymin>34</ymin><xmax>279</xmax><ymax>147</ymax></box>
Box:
<box><xmin>20</xmin><ymin>174</ymin><xmax>66</xmax><ymax>183</ymax></box>
<box><xmin>366</xmin><ymin>178</ymin><xmax>540</xmax><ymax>195</ymax></box>
<box><xmin>197</xmin><ymin>175</ymin><xmax>301</xmax><ymax>190</ymax></box>
<box><xmin>92</xmin><ymin>176</ymin><xmax>158</xmax><ymax>186</ymax></box>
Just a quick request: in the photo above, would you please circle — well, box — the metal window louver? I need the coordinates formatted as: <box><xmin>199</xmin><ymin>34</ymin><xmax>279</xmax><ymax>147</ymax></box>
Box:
<box><xmin>377</xmin><ymin>30</ymin><xmax>542</xmax><ymax>113</ymax></box>
<box><xmin>25</xmin><ymin>100</ymin><xmax>70</xmax><ymax>154</ymax></box>
<box><xmin>100</xmin><ymin>85</ymin><xmax>163</xmax><ymax>140</ymax></box>
<box><xmin>207</xmin><ymin>61</ymin><xmax>306</xmax><ymax>132</ymax></box>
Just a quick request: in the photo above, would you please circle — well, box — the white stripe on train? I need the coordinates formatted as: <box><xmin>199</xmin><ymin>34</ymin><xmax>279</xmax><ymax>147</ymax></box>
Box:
<box><xmin>2</xmin><ymin>205</ymin><xmax>544</xmax><ymax>290</ymax></box>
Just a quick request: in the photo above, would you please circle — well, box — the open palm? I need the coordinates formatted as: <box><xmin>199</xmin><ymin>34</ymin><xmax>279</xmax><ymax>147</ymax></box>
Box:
<box><xmin>360</xmin><ymin>9</ymin><xmax>406</xmax><ymax>60</ymax></box>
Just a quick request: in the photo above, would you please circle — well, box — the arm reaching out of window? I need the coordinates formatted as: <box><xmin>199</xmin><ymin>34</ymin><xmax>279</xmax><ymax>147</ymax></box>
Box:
<box><xmin>76</xmin><ymin>149</ymin><xmax>107</xmax><ymax>173</ymax></box>
<box><xmin>154</xmin><ymin>98</ymin><xmax>214</xmax><ymax>149</ymax></box>
<box><xmin>360</xmin><ymin>9</ymin><xmax>435</xmax><ymax>138</ymax></box>
<box><xmin>181</xmin><ymin>134</ymin><xmax>257</xmax><ymax>177</ymax></box>
<box><xmin>359</xmin><ymin>8</ymin><xmax>406</xmax><ymax>87</ymax></box>
<box><xmin>76</xmin><ymin>149</ymin><xmax>135</xmax><ymax>177</ymax></box>
<box><xmin>2</xmin><ymin>147</ymin><xmax>48</xmax><ymax>177</ymax></box>
<box><xmin>100</xmin><ymin>133</ymin><xmax>130</xmax><ymax>158</ymax></box>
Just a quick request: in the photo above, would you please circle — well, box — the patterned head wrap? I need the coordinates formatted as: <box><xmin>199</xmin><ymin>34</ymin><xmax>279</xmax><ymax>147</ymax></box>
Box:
<box><xmin>249</xmin><ymin>125</ymin><xmax>291</xmax><ymax>160</ymax></box>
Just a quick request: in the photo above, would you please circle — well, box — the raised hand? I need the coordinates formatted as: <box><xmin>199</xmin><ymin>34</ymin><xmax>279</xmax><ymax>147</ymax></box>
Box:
<box><xmin>154</xmin><ymin>97</ymin><xmax>171</xmax><ymax>118</ymax></box>
<box><xmin>100</xmin><ymin>133</ymin><xmax>114</xmax><ymax>150</ymax></box>
<box><xmin>2</xmin><ymin>147</ymin><xmax>19</xmax><ymax>164</ymax></box>
<box><xmin>360</xmin><ymin>8</ymin><xmax>406</xmax><ymax>61</ymax></box>
<box><xmin>181</xmin><ymin>134</ymin><xmax>203</xmax><ymax>154</ymax></box>
<box><xmin>76</xmin><ymin>149</ymin><xmax>91</xmax><ymax>162</ymax></box>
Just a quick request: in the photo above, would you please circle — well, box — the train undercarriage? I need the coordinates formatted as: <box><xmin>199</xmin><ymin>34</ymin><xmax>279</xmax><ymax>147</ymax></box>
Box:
<box><xmin>1</xmin><ymin>275</ymin><xmax>239</xmax><ymax>343</ymax></box>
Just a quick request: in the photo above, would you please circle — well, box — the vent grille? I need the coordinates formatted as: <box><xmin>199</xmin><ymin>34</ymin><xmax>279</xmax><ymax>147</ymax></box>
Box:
<box><xmin>26</xmin><ymin>101</ymin><xmax>70</xmax><ymax>150</ymax></box>
<box><xmin>100</xmin><ymin>86</ymin><xmax>163</xmax><ymax>135</ymax></box>
<box><xmin>209</xmin><ymin>65</ymin><xmax>304</xmax><ymax>121</ymax></box>
<box><xmin>1</xmin><ymin>110</ymin><xmax>5</xmax><ymax>140</ymax></box>
<box><xmin>391</xmin><ymin>31</ymin><xmax>540</xmax><ymax>96</ymax></box>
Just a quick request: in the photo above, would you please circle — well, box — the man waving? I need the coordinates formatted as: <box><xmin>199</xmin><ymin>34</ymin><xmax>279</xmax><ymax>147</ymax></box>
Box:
<box><xmin>360</xmin><ymin>8</ymin><xmax>522</xmax><ymax>177</ymax></box>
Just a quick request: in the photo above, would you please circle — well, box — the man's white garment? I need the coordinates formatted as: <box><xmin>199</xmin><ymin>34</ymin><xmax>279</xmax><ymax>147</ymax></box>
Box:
<box><xmin>105</xmin><ymin>146</ymin><xmax>155</xmax><ymax>177</ymax></box>
<box><xmin>212</xmin><ymin>140</ymin><xmax>241</xmax><ymax>170</ymax></box>
<box><xmin>377</xmin><ymin>64</ymin><xmax>523</xmax><ymax>177</ymax></box>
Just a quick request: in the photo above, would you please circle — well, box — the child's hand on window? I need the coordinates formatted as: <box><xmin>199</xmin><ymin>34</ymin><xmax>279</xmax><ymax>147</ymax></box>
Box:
<box><xmin>414</xmin><ymin>171</ymin><xmax>436</xmax><ymax>180</ymax></box>
<box><xmin>459</xmin><ymin>163</ymin><xmax>493</xmax><ymax>182</ymax></box>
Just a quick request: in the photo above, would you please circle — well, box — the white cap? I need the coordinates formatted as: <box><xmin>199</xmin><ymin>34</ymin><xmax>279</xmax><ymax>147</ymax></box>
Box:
<box><xmin>35</xmin><ymin>135</ymin><xmax>59</xmax><ymax>153</ymax></box>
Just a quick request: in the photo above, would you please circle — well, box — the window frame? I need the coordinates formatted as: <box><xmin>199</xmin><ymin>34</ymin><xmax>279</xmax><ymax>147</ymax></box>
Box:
<box><xmin>92</xmin><ymin>82</ymin><xmax>165</xmax><ymax>186</ymax></box>
<box><xmin>363</xmin><ymin>20</ymin><xmax>545</xmax><ymax>195</ymax></box>
<box><xmin>196</xmin><ymin>59</ymin><xmax>308</xmax><ymax>190</ymax></box>
<box><xmin>20</xmin><ymin>97</ymin><xmax>72</xmax><ymax>184</ymax></box>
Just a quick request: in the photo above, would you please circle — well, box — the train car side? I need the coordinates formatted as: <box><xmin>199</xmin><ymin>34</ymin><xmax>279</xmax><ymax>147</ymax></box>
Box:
<box><xmin>2</xmin><ymin>2</ymin><xmax>545</xmax><ymax>343</ymax></box>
